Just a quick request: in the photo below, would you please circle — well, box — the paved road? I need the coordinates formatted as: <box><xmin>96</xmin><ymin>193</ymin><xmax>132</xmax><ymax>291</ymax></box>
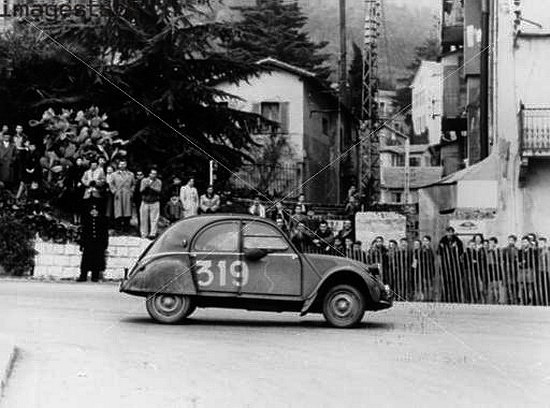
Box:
<box><xmin>0</xmin><ymin>280</ymin><xmax>549</xmax><ymax>408</ymax></box>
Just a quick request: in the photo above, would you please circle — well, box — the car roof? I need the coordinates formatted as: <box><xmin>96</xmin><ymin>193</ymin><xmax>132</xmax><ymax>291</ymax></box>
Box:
<box><xmin>148</xmin><ymin>214</ymin><xmax>278</xmax><ymax>254</ymax></box>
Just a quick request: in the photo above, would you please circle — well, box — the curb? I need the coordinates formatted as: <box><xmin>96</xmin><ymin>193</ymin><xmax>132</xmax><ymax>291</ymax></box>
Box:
<box><xmin>0</xmin><ymin>340</ymin><xmax>17</xmax><ymax>400</ymax></box>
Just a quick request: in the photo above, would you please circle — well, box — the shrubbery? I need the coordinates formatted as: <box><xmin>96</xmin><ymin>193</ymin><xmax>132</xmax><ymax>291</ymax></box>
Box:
<box><xmin>0</xmin><ymin>215</ymin><xmax>36</xmax><ymax>276</ymax></box>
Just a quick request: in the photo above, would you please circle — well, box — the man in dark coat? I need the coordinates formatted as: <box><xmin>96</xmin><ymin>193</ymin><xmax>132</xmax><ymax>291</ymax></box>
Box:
<box><xmin>77</xmin><ymin>203</ymin><xmax>109</xmax><ymax>282</ymax></box>
<box><xmin>0</xmin><ymin>133</ymin><xmax>16</xmax><ymax>189</ymax></box>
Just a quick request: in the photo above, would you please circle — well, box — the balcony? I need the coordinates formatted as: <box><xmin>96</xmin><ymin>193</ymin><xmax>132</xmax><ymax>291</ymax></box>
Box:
<box><xmin>520</xmin><ymin>105</ymin><xmax>550</xmax><ymax>157</ymax></box>
<box><xmin>519</xmin><ymin>105</ymin><xmax>550</xmax><ymax>186</ymax></box>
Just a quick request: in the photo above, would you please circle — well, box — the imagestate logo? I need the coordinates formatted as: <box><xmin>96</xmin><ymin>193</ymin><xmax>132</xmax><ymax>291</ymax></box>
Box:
<box><xmin>0</xmin><ymin>0</ymin><xmax>119</xmax><ymax>21</ymax></box>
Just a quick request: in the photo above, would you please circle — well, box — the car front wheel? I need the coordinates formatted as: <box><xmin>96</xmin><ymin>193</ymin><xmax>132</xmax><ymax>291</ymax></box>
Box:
<box><xmin>322</xmin><ymin>284</ymin><xmax>365</xmax><ymax>328</ymax></box>
<box><xmin>146</xmin><ymin>294</ymin><xmax>195</xmax><ymax>324</ymax></box>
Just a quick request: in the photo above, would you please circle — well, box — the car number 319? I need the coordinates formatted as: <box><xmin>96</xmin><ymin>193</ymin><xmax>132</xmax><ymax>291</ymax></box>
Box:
<box><xmin>195</xmin><ymin>260</ymin><xmax>249</xmax><ymax>288</ymax></box>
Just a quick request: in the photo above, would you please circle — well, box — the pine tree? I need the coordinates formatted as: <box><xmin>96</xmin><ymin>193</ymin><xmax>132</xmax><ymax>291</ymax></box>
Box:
<box><xmin>225</xmin><ymin>0</ymin><xmax>331</xmax><ymax>80</ymax></box>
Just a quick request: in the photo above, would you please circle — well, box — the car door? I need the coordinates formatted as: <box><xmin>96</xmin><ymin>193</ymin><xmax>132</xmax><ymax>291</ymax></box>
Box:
<box><xmin>241</xmin><ymin>220</ymin><xmax>301</xmax><ymax>296</ymax></box>
<box><xmin>191</xmin><ymin>220</ymin><xmax>242</xmax><ymax>294</ymax></box>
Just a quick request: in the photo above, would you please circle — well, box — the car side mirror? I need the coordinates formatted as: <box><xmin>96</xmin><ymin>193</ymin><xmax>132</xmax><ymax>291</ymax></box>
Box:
<box><xmin>244</xmin><ymin>248</ymin><xmax>268</xmax><ymax>261</ymax></box>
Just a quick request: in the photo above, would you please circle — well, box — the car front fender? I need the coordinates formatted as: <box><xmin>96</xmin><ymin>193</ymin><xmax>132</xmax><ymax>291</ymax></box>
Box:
<box><xmin>300</xmin><ymin>267</ymin><xmax>381</xmax><ymax>315</ymax></box>
<box><xmin>120</xmin><ymin>253</ymin><xmax>197</xmax><ymax>296</ymax></box>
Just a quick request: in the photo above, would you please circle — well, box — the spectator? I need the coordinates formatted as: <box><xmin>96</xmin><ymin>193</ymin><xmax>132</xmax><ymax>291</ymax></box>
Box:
<box><xmin>65</xmin><ymin>156</ymin><xmax>86</xmax><ymax>224</ymax></box>
<box><xmin>291</xmin><ymin>204</ymin><xmax>307</xmax><ymax>227</ymax></box>
<box><xmin>109</xmin><ymin>159</ymin><xmax>135</xmax><ymax>232</ymax></box>
<box><xmin>275</xmin><ymin>217</ymin><xmax>289</xmax><ymax>236</ymax></box>
<box><xmin>268</xmin><ymin>201</ymin><xmax>291</xmax><ymax>230</ymax></box>
<box><xmin>165</xmin><ymin>176</ymin><xmax>183</xmax><ymax>203</ymax></box>
<box><xmin>487</xmin><ymin>236</ymin><xmax>506</xmax><ymax>304</ymax></box>
<box><xmin>0</xmin><ymin>125</ymin><xmax>8</xmax><ymax>136</ymax></box>
<box><xmin>518</xmin><ymin>235</ymin><xmax>535</xmax><ymax>305</ymax></box>
<box><xmin>538</xmin><ymin>237</ymin><xmax>548</xmax><ymax>250</ymax></box>
<box><xmin>344</xmin><ymin>195</ymin><xmax>360</xmax><ymax>220</ymax></box>
<box><xmin>164</xmin><ymin>195</ymin><xmax>184</xmax><ymax>224</ymax></box>
<box><xmin>347</xmin><ymin>185</ymin><xmax>359</xmax><ymax>202</ymax></box>
<box><xmin>399</xmin><ymin>238</ymin><xmax>409</xmax><ymax>251</ymax></box>
<box><xmin>133</xmin><ymin>170</ymin><xmax>145</xmax><ymax>230</ymax></box>
<box><xmin>0</xmin><ymin>133</ymin><xmax>16</xmax><ymax>190</ymax></box>
<box><xmin>296</xmin><ymin>193</ymin><xmax>308</xmax><ymax>213</ymax></box>
<box><xmin>200</xmin><ymin>185</ymin><xmax>220</xmax><ymax>214</ymax></box>
<box><xmin>104</xmin><ymin>165</ymin><xmax>115</xmax><ymax>223</ymax></box>
<box><xmin>77</xmin><ymin>203</ymin><xmax>109</xmax><ymax>282</ymax></box>
<box><xmin>422</xmin><ymin>235</ymin><xmax>433</xmax><ymax>250</ymax></box>
<box><xmin>438</xmin><ymin>226</ymin><xmax>464</xmax><ymax>256</ymax></box>
<box><xmin>16</xmin><ymin>140</ymin><xmax>41</xmax><ymax>201</ymax></box>
<box><xmin>220</xmin><ymin>190</ymin><xmax>237</xmax><ymax>213</ymax></box>
<box><xmin>388</xmin><ymin>239</ymin><xmax>398</xmax><ymax>252</ymax></box>
<box><xmin>180</xmin><ymin>177</ymin><xmax>199</xmax><ymax>218</ymax></box>
<box><xmin>337</xmin><ymin>219</ymin><xmax>355</xmax><ymax>242</ymax></box>
<box><xmin>81</xmin><ymin>158</ymin><xmax>105</xmax><ymax>199</ymax></box>
<box><xmin>312</xmin><ymin>220</ymin><xmax>334</xmax><ymax>251</ymax></box>
<box><xmin>305</xmin><ymin>209</ymin><xmax>319</xmax><ymax>232</ymax></box>
<box><xmin>344</xmin><ymin>237</ymin><xmax>354</xmax><ymax>256</ymax></box>
<box><xmin>290</xmin><ymin>222</ymin><xmax>310</xmax><ymax>252</ymax></box>
<box><xmin>331</xmin><ymin>237</ymin><xmax>344</xmax><ymax>256</ymax></box>
<box><xmin>527</xmin><ymin>233</ymin><xmax>538</xmax><ymax>248</ymax></box>
<box><xmin>248</xmin><ymin>196</ymin><xmax>266</xmax><ymax>217</ymax></box>
<box><xmin>472</xmin><ymin>233</ymin><xmax>484</xmax><ymax>249</ymax></box>
<box><xmin>140</xmin><ymin>168</ymin><xmax>162</xmax><ymax>239</ymax></box>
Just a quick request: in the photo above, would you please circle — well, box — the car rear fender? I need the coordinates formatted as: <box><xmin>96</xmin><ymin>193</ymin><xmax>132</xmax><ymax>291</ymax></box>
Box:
<box><xmin>121</xmin><ymin>253</ymin><xmax>197</xmax><ymax>296</ymax></box>
<box><xmin>300</xmin><ymin>267</ymin><xmax>380</xmax><ymax>315</ymax></box>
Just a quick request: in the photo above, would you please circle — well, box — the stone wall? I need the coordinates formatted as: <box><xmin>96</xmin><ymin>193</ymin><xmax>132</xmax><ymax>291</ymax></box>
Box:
<box><xmin>33</xmin><ymin>236</ymin><xmax>150</xmax><ymax>280</ymax></box>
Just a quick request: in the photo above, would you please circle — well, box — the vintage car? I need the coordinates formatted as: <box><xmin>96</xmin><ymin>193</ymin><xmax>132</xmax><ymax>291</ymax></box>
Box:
<box><xmin>120</xmin><ymin>214</ymin><xmax>393</xmax><ymax>328</ymax></box>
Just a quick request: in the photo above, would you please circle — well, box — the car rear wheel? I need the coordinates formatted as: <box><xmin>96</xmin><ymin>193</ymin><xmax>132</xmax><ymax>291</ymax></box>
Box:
<box><xmin>322</xmin><ymin>284</ymin><xmax>365</xmax><ymax>328</ymax></box>
<box><xmin>146</xmin><ymin>294</ymin><xmax>195</xmax><ymax>324</ymax></box>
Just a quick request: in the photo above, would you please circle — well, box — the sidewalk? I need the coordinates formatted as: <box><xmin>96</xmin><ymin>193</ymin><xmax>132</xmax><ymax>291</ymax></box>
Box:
<box><xmin>0</xmin><ymin>336</ymin><xmax>17</xmax><ymax>399</ymax></box>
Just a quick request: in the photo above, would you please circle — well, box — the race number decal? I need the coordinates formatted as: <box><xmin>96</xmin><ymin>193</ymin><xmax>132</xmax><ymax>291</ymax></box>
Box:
<box><xmin>196</xmin><ymin>260</ymin><xmax>249</xmax><ymax>288</ymax></box>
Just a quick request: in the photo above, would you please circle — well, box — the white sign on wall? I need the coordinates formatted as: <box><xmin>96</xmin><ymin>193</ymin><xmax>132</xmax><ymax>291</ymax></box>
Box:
<box><xmin>355</xmin><ymin>212</ymin><xmax>407</xmax><ymax>249</ymax></box>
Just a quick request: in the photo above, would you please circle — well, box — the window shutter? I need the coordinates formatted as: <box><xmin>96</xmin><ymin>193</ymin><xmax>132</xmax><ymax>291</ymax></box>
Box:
<box><xmin>280</xmin><ymin>102</ymin><xmax>289</xmax><ymax>134</ymax></box>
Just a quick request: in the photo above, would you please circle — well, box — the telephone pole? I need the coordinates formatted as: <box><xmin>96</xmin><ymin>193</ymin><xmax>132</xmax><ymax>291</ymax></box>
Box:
<box><xmin>337</xmin><ymin>0</ymin><xmax>347</xmax><ymax>203</ymax></box>
<box><xmin>359</xmin><ymin>0</ymin><xmax>381</xmax><ymax>207</ymax></box>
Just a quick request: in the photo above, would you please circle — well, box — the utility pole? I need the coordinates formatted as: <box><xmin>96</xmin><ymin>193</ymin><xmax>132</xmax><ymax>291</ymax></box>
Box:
<box><xmin>359</xmin><ymin>0</ymin><xmax>381</xmax><ymax>208</ymax></box>
<box><xmin>480</xmin><ymin>0</ymin><xmax>490</xmax><ymax>159</ymax></box>
<box><xmin>337</xmin><ymin>0</ymin><xmax>347</xmax><ymax>204</ymax></box>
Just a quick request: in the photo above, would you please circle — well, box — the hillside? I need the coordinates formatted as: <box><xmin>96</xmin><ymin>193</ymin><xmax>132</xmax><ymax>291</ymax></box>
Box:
<box><xmin>212</xmin><ymin>0</ymin><xmax>440</xmax><ymax>87</ymax></box>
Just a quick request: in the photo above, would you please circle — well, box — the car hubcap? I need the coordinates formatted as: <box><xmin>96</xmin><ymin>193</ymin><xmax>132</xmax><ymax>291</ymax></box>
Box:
<box><xmin>331</xmin><ymin>292</ymin><xmax>357</xmax><ymax>319</ymax></box>
<box><xmin>155</xmin><ymin>295</ymin><xmax>182</xmax><ymax>316</ymax></box>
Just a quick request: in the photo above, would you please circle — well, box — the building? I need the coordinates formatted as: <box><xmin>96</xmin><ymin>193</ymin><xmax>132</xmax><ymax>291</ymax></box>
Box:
<box><xmin>215</xmin><ymin>58</ymin><xmax>356</xmax><ymax>204</ymax></box>
<box><xmin>419</xmin><ymin>0</ymin><xmax>550</xmax><ymax>243</ymax></box>
<box><xmin>411</xmin><ymin>61</ymin><xmax>443</xmax><ymax>146</ymax></box>
<box><xmin>379</xmin><ymin>141</ymin><xmax>442</xmax><ymax>205</ymax></box>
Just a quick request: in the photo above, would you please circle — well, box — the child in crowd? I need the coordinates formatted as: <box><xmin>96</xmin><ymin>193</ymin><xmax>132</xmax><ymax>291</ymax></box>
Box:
<box><xmin>164</xmin><ymin>195</ymin><xmax>184</xmax><ymax>224</ymax></box>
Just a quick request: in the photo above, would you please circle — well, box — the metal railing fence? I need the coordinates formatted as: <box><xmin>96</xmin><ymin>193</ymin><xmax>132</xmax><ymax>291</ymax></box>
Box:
<box><xmin>302</xmin><ymin>244</ymin><xmax>550</xmax><ymax>306</ymax></box>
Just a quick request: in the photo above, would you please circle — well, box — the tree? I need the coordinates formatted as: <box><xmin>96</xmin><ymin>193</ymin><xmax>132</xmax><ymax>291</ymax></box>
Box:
<box><xmin>224</xmin><ymin>0</ymin><xmax>331</xmax><ymax>80</ymax></box>
<box><xmin>0</xmin><ymin>0</ymin><xmax>268</xmax><ymax>186</ymax></box>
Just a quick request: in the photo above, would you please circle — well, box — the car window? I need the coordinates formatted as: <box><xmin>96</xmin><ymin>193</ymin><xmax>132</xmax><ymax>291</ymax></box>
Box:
<box><xmin>243</xmin><ymin>236</ymin><xmax>288</xmax><ymax>251</ymax></box>
<box><xmin>193</xmin><ymin>221</ymin><xmax>239</xmax><ymax>252</ymax></box>
<box><xmin>243</xmin><ymin>222</ymin><xmax>280</xmax><ymax>237</ymax></box>
<box><xmin>243</xmin><ymin>221</ymin><xmax>288</xmax><ymax>251</ymax></box>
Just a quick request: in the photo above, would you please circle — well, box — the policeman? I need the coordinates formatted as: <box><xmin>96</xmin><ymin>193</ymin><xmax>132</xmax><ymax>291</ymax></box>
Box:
<box><xmin>77</xmin><ymin>203</ymin><xmax>109</xmax><ymax>282</ymax></box>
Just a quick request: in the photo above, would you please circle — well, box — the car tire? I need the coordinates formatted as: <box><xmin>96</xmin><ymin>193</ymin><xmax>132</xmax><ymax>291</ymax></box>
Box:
<box><xmin>322</xmin><ymin>284</ymin><xmax>365</xmax><ymax>328</ymax></box>
<box><xmin>146</xmin><ymin>294</ymin><xmax>195</xmax><ymax>324</ymax></box>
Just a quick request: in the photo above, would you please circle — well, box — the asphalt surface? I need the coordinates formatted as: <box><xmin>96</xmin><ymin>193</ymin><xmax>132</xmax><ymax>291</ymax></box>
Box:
<box><xmin>0</xmin><ymin>280</ymin><xmax>549</xmax><ymax>408</ymax></box>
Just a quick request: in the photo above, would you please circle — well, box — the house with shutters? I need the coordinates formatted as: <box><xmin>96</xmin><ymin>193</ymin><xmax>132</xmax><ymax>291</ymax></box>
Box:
<box><xmin>215</xmin><ymin>58</ymin><xmax>356</xmax><ymax>204</ymax></box>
